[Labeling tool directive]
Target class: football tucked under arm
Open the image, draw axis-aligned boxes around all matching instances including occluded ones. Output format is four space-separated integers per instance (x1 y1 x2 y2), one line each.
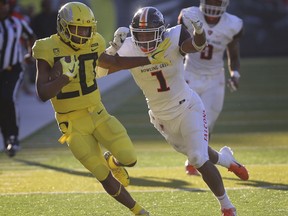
49 56 79 82
49 59 63 81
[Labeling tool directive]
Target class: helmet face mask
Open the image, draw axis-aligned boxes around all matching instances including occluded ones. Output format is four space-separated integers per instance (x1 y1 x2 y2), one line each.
130 26 166 53
57 2 97 49
130 7 166 54
200 0 229 18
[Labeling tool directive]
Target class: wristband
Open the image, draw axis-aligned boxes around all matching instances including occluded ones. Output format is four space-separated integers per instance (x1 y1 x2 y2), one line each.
194 28 203 35
230 70 240 78
193 23 203 34
105 46 117 56
192 39 207 51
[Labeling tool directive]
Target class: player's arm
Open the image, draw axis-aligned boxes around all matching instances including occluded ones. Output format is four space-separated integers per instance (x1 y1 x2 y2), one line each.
21 19 37 63
178 9 207 54
23 35 37 62
226 28 244 92
179 26 206 54
98 53 150 73
177 9 185 25
97 27 149 76
98 26 152 71
227 28 243 72
96 54 150 77
35 59 70 102
97 38 171 74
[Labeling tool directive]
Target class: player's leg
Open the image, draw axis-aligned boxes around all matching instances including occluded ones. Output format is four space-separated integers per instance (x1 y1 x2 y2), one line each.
149 101 236 214
200 72 225 134
69 133 148 215
101 172 149 215
94 113 137 187
186 145 249 180
203 73 248 179
97 115 137 167
197 161 236 215
214 146 249 180
184 72 222 175
58 113 148 215
0 68 22 157
186 145 249 181
185 76 249 180
180 97 236 214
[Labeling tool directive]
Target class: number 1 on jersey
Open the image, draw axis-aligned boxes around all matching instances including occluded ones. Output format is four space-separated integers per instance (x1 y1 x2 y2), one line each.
151 70 170 92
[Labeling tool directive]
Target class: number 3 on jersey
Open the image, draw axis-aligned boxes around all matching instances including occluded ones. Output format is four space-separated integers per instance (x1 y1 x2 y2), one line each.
200 44 213 60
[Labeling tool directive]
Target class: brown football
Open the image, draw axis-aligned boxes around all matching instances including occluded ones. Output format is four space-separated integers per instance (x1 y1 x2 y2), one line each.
49 60 63 81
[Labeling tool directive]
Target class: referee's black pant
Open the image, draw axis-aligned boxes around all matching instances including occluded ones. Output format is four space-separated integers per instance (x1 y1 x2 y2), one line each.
0 63 23 147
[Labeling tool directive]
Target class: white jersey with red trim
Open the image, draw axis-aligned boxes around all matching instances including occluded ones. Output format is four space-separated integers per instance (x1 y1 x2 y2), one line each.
118 25 195 120
184 7 243 75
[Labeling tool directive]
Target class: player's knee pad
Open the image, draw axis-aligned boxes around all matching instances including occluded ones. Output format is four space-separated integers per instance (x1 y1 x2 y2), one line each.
115 149 137 167
97 116 129 142
95 116 137 166
78 154 110 181
187 151 207 168
127 160 137 167
67 133 110 181
90 161 111 182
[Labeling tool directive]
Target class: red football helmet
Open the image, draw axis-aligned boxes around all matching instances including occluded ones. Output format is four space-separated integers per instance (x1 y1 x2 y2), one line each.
130 7 166 53
200 0 229 18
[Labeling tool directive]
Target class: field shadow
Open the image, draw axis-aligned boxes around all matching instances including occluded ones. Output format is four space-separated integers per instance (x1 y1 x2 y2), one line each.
130 176 205 192
13 159 288 191
14 158 93 178
223 177 288 191
13 158 200 191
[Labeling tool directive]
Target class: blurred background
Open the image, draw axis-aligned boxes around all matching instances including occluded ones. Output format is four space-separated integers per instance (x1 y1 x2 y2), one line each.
0 0 287 150
14 0 288 57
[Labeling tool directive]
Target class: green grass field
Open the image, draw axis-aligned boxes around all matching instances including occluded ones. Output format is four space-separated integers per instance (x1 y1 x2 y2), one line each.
1 57 288 216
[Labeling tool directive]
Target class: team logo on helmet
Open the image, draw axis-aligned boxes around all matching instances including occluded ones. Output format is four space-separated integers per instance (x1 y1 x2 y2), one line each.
130 7 166 53
56 2 97 49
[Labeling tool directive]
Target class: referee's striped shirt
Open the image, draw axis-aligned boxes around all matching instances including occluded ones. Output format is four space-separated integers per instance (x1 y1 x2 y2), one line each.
0 16 34 70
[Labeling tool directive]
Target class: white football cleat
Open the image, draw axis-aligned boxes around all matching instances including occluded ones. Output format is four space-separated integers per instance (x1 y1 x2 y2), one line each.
220 146 249 181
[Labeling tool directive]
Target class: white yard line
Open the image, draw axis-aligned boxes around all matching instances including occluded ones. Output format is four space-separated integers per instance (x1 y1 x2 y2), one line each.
1 185 288 196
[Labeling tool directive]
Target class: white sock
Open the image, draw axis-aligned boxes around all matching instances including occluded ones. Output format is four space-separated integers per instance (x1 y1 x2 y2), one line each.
217 192 234 209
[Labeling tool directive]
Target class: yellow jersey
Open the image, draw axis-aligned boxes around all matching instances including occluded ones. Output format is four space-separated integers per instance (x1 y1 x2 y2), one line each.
32 33 106 113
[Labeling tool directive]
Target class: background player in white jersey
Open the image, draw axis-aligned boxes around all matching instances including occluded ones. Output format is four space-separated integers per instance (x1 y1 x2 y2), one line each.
178 0 248 180
102 6 237 216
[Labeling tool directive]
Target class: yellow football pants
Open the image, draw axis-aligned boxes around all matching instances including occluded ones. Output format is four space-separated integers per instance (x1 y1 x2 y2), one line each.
55 103 137 181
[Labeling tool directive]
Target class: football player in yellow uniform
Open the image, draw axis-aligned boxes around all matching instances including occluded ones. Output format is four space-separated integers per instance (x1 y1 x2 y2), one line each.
32 2 171 216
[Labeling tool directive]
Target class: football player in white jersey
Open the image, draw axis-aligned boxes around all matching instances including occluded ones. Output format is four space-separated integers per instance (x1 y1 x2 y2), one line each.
178 0 249 183
101 6 237 216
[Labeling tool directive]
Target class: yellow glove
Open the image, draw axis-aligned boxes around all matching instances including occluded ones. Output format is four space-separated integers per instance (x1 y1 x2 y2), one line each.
60 55 79 81
148 38 171 65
